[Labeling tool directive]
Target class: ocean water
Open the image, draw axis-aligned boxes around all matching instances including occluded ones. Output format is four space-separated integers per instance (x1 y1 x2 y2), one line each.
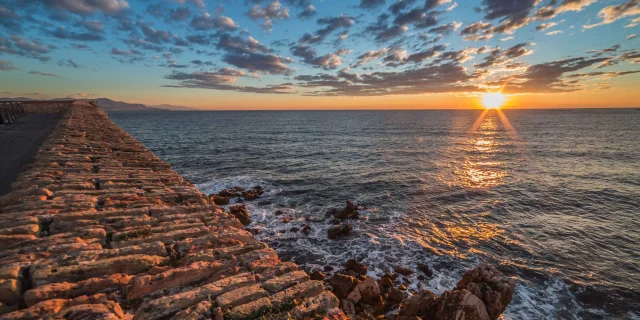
110 109 640 319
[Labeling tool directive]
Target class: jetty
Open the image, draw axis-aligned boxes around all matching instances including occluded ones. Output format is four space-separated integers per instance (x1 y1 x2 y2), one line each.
0 101 343 319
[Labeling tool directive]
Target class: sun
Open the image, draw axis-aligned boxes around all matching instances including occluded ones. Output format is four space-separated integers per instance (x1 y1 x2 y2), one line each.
481 92 506 109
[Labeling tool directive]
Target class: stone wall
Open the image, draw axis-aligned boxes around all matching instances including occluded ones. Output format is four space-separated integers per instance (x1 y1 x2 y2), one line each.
19 101 76 114
0 103 344 319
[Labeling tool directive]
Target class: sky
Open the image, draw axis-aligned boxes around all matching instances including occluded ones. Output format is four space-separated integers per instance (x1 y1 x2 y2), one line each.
0 0 639 110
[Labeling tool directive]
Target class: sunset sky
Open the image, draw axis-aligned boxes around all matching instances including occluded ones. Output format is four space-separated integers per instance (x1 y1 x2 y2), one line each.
1 0 639 109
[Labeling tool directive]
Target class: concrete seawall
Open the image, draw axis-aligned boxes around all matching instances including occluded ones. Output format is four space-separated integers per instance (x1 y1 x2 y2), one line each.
0 102 343 319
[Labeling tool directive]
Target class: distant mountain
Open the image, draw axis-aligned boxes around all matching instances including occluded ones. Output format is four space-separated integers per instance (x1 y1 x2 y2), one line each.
89 98 161 112
0 97 195 112
150 104 195 111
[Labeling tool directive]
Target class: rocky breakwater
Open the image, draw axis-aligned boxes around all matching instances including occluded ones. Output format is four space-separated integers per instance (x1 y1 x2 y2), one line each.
0 102 345 319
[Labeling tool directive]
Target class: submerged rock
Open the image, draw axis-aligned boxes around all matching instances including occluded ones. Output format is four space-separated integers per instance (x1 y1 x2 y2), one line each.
345 259 368 275
241 190 260 201
455 263 515 320
328 224 353 239
208 194 229 205
229 204 251 226
394 266 414 276
329 200 359 220
417 263 433 277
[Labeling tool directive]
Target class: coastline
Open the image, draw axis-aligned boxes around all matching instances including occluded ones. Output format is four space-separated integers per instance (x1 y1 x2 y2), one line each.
0 102 514 319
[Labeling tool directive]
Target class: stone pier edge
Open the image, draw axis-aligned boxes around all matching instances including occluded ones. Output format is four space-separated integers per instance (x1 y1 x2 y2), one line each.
0 102 344 319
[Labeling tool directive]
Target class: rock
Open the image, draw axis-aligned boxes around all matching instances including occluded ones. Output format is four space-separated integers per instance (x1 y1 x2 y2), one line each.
328 224 352 239
346 287 362 304
330 200 359 220
388 287 404 303
242 190 260 201
341 299 356 318
245 228 262 235
229 205 251 226
428 289 490 320
282 217 291 223
417 263 433 277
310 270 325 281
356 277 381 304
290 227 299 232
394 266 414 276
378 277 393 288
292 292 339 318
301 224 312 234
323 265 334 272
209 195 229 205
218 189 241 198
399 289 437 317
328 274 358 300
252 185 264 195
345 269 360 278
274 210 284 216
455 264 515 320
345 259 368 275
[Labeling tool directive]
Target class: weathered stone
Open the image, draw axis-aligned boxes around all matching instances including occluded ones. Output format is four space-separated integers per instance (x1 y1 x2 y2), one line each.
310 270 325 281
135 273 255 320
228 297 272 319
327 224 352 239
0 266 21 280
388 287 404 303
346 287 361 304
427 289 490 320
262 270 309 293
271 280 324 305
394 266 413 276
31 254 166 287
356 277 380 304
24 274 133 306
292 291 339 318
345 259 368 275
128 261 225 299
171 301 213 320
399 290 437 317
455 264 515 320
327 274 357 300
216 284 268 308
0 280 21 305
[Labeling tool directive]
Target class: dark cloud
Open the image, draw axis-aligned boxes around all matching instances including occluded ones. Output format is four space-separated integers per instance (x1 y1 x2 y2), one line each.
291 45 348 69
164 68 295 94
110 48 142 56
217 33 269 54
190 14 239 31
76 20 104 33
169 6 191 21
28 70 59 77
0 5 22 31
186 34 211 45
424 0 452 10
389 0 417 15
191 59 215 66
299 14 355 44
36 0 130 16
474 43 532 68
429 22 462 35
298 5 317 19
0 60 19 71
138 21 172 44
57 58 85 68
0 35 51 61
459 21 493 41
503 56 612 93
297 63 482 96
352 48 389 67
50 27 105 41
359 0 386 9
123 37 164 52
247 0 289 31
223 53 293 75
535 0 597 20
476 0 538 35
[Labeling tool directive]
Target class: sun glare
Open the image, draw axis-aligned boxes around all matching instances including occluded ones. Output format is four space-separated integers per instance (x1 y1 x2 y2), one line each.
481 92 506 109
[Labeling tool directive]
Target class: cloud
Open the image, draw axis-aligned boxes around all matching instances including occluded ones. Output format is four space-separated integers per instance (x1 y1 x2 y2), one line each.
474 43 533 68
546 30 563 35
0 35 52 61
536 22 557 31
223 52 293 75
76 20 104 33
459 21 493 41
535 0 597 20
0 60 19 71
352 48 389 67
164 69 295 94
299 14 355 44
57 59 85 68
425 0 452 10
296 62 482 96
502 56 612 93
247 0 289 31
50 27 105 41
476 0 539 35
37 0 129 15
28 70 60 77
429 21 462 35
584 0 640 29
291 45 349 69
190 13 239 31
110 48 142 56
217 34 269 54
359 0 386 9
298 5 317 19
627 34 637 39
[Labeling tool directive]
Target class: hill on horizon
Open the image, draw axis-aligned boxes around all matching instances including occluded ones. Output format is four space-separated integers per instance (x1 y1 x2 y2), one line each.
0 97 194 112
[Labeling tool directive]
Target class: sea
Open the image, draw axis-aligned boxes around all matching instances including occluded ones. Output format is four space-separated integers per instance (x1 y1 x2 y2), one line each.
110 109 640 319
